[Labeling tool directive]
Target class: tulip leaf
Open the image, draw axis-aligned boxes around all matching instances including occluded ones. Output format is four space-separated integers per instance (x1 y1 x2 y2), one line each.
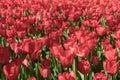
24 10 30 16
63 28 70 39
76 71 84 80
100 17 108 28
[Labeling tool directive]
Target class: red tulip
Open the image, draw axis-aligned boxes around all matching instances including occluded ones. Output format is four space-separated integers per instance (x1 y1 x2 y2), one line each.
111 30 120 39
101 39 113 51
103 60 119 75
12 58 30 68
69 11 81 22
93 73 108 80
50 43 64 58
48 29 63 46
78 60 90 75
6 28 17 38
41 58 51 67
27 77 36 80
40 66 51 78
5 17 15 26
75 29 97 58
96 26 105 36
21 58 30 68
91 56 99 66
0 46 10 64
105 49 118 61
20 38 35 54
20 38 42 60
10 42 22 54
58 71 76 80
17 31 26 39
28 27 36 34
76 45 90 58
115 40 120 48
59 49 75 67
64 36 77 50
3 61 20 80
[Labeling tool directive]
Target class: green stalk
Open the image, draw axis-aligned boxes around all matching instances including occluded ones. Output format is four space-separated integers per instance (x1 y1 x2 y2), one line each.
84 75 87 80
58 62 62 73
112 75 117 80
35 63 40 80
108 74 112 80
0 65 6 80
72 56 78 74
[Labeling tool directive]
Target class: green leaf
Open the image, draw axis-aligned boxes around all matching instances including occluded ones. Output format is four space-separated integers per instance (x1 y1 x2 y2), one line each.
63 28 70 39
86 26 94 32
24 10 30 16
16 35 22 43
76 71 84 80
100 17 108 28
11 15 17 20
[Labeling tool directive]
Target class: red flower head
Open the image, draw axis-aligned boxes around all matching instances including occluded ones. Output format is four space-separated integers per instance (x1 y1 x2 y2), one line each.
40 66 51 78
101 39 113 51
111 29 120 39
115 40 120 48
3 60 20 80
9 58 29 67
105 49 118 61
20 38 35 54
20 38 42 60
64 36 77 50
6 28 17 38
58 71 76 80
10 42 22 54
17 31 26 39
96 25 105 36
27 77 36 80
69 11 81 22
21 58 30 68
78 60 90 75
59 49 75 68
103 60 119 75
50 43 64 58
93 73 108 80
41 58 51 67
28 27 36 34
0 46 10 64
91 56 99 66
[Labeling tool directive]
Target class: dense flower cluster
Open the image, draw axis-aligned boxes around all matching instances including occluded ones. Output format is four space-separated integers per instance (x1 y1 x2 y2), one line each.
0 0 120 80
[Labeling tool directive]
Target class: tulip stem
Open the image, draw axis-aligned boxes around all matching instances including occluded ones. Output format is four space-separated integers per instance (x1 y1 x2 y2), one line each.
72 56 78 74
112 75 116 80
0 64 6 80
108 74 112 80
84 75 87 80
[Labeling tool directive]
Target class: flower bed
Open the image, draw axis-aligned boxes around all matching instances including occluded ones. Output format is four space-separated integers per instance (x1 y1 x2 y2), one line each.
0 0 120 80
